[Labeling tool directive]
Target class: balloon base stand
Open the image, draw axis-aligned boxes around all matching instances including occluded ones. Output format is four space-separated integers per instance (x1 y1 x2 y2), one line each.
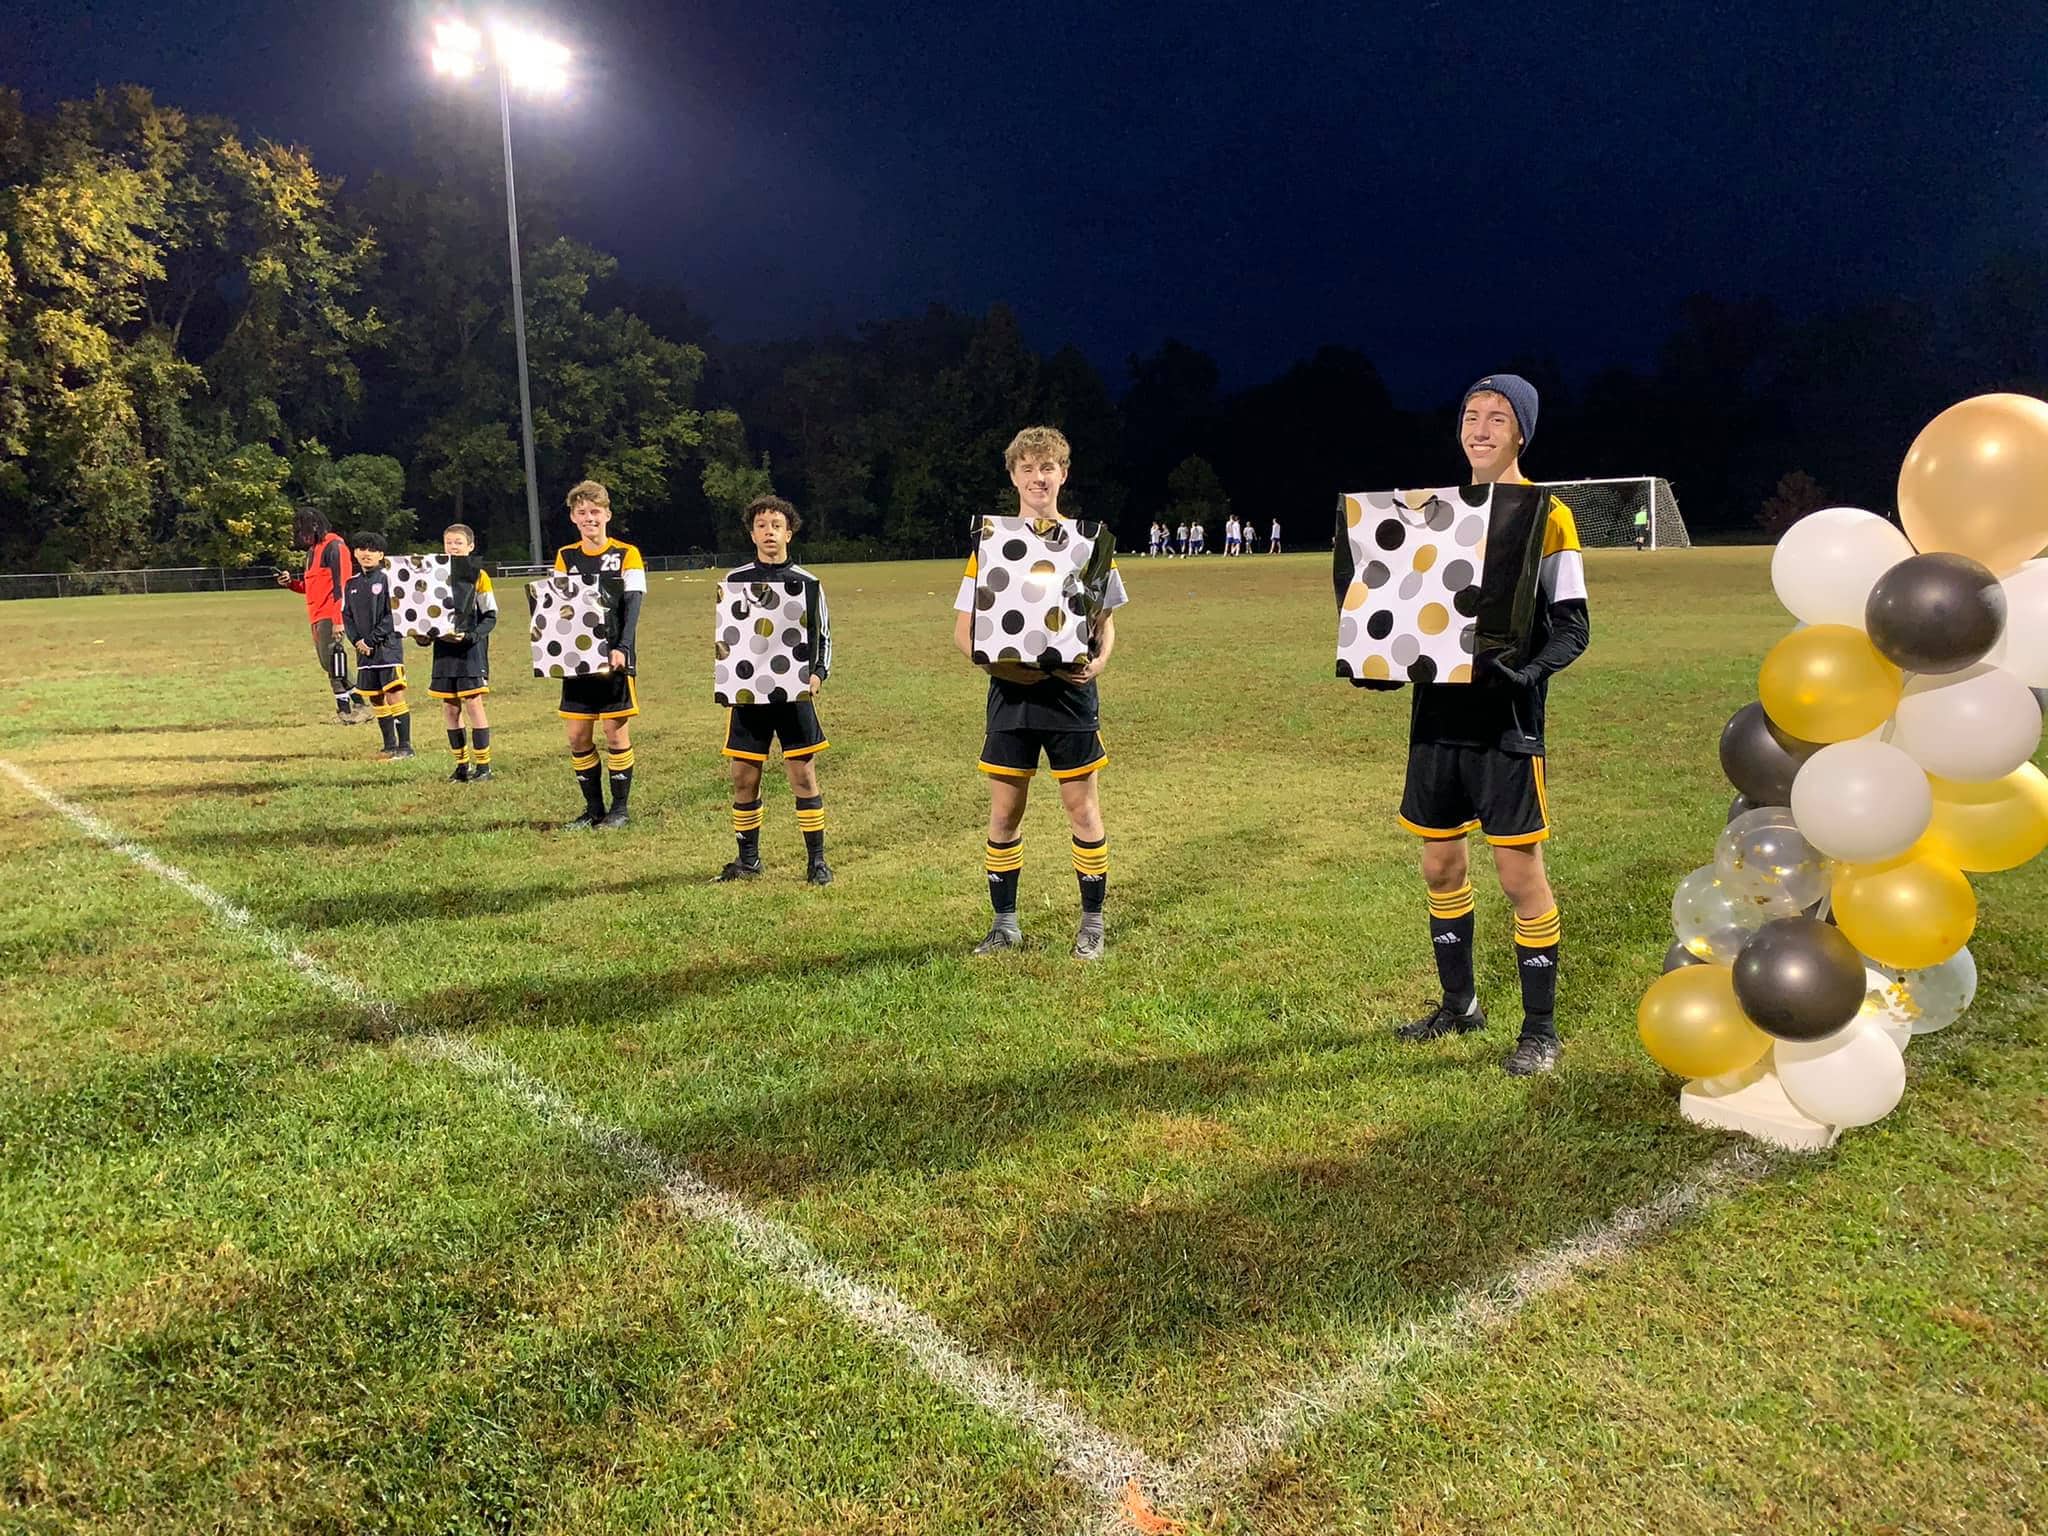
1680 1068 1839 1152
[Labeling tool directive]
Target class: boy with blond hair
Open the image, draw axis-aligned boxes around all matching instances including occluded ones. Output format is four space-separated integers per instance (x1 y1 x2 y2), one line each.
553 480 646 830
952 425 1127 960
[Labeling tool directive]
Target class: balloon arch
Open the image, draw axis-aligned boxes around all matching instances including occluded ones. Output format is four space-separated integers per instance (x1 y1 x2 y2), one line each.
1638 394 2048 1149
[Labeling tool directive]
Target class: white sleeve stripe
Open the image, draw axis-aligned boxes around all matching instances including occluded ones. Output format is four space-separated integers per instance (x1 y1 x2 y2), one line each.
623 569 648 593
953 576 976 614
1543 549 1587 604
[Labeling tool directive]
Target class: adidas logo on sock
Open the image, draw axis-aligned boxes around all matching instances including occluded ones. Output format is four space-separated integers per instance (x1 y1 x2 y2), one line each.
1521 953 1555 968
1433 932 1463 945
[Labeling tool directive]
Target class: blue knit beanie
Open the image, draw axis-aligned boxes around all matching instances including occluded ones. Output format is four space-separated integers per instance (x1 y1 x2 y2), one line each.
1459 373 1538 452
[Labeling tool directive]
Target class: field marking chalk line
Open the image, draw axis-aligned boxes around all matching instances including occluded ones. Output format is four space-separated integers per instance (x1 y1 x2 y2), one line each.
1 758 1166 1512
7 757 1801 1533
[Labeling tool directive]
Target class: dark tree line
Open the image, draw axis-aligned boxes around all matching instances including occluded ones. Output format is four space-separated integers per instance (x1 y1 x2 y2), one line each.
5 83 2047 571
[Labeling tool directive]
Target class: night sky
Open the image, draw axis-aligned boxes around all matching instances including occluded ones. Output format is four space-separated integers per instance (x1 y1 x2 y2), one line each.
16 0 2048 400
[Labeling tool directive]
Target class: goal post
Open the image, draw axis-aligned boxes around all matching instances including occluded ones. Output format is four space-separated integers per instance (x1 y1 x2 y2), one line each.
1542 476 1691 550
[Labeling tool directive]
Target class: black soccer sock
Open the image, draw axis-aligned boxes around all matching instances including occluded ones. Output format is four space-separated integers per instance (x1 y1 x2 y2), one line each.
1071 835 1108 915
469 726 490 769
795 794 826 860
1428 882 1478 1013
447 728 469 767
1515 905 1562 1039
732 799 763 863
605 748 634 812
376 705 398 750
334 689 355 716
985 836 1023 915
572 749 604 814
393 707 412 751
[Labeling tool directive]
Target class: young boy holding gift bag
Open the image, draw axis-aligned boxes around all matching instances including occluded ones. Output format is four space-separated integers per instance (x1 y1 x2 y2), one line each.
423 523 498 782
553 481 646 831
952 426 1127 960
1357 373 1590 1075
713 495 834 886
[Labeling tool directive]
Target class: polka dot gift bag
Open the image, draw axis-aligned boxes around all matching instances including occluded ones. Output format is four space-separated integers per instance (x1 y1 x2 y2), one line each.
713 574 824 705
526 574 619 677
1332 485 1550 683
968 515 1117 669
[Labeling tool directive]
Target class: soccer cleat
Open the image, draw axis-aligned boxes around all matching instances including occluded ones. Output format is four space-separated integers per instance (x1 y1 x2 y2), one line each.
329 712 363 726
595 810 631 830
387 747 415 761
714 859 764 882
972 923 1024 956
449 762 471 783
1503 1034 1562 1076
806 859 834 887
561 811 603 832
1395 1000 1486 1042
1071 922 1106 961
465 765 493 783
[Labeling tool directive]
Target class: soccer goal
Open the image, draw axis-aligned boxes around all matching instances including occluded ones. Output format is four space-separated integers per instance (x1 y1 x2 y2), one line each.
1546 477 1691 550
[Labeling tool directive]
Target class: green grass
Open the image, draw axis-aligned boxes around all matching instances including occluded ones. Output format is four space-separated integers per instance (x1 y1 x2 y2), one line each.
2 549 2044 1533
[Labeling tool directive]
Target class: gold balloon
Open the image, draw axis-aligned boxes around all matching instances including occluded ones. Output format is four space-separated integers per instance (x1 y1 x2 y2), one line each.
1899 393 2048 576
1832 851 1977 971
1922 766 2048 873
1637 965 1772 1080
1757 625 1903 743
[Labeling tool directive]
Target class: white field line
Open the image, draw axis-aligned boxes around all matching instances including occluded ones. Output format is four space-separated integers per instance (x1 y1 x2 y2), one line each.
36 756 1964 1533
1156 1144 1773 1509
1 758 1167 1509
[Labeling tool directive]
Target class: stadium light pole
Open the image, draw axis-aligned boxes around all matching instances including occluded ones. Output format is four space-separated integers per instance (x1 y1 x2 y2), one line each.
430 18 570 567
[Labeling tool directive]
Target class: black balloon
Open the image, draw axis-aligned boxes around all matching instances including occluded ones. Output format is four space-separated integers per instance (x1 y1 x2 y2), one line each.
1731 916 1867 1041
1865 552 2006 674
1663 940 1707 973
1719 701 1819 805
1727 793 1758 824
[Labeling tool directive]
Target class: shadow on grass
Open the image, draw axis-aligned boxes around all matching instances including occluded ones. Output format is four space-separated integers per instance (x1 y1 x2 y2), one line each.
968 1066 1690 1362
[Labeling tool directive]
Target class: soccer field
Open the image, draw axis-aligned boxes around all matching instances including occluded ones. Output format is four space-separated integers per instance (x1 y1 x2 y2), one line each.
3 548 2045 1535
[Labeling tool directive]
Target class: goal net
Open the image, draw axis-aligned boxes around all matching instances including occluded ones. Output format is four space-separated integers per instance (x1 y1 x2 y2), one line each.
1545 477 1691 550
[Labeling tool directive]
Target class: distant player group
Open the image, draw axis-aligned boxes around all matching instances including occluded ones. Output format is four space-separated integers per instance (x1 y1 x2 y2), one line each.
278 373 1587 1074
1145 516 1281 556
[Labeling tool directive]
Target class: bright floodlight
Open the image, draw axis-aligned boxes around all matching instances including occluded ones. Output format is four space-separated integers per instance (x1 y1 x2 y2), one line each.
492 22 570 94
431 18 484 76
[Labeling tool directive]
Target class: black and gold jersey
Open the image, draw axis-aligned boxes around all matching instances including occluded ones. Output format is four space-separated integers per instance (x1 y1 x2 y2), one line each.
1409 494 1589 755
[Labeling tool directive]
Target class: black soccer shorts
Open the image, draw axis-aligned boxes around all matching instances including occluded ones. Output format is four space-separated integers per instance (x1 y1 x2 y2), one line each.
1398 742 1549 846
723 701 828 761
978 727 1109 781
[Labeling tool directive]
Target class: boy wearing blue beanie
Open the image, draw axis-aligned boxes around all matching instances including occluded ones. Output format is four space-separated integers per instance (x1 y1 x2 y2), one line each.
1363 374 1591 1075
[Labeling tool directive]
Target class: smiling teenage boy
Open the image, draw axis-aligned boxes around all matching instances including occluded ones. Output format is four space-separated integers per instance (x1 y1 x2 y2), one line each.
952 426 1127 960
1371 374 1590 1075
553 481 646 830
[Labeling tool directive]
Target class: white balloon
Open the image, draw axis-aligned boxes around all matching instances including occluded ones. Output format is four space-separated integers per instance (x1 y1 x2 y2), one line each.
1771 507 1915 628
1788 740 1933 863
1986 560 2048 687
1774 1020 1907 1127
1891 664 2044 781
1878 947 1978 1036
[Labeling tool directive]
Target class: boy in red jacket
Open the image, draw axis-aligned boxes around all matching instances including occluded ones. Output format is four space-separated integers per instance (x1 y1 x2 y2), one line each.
275 506 362 723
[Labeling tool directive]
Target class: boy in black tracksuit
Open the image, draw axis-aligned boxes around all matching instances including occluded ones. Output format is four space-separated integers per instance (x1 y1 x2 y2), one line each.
714 495 834 885
342 531 414 761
